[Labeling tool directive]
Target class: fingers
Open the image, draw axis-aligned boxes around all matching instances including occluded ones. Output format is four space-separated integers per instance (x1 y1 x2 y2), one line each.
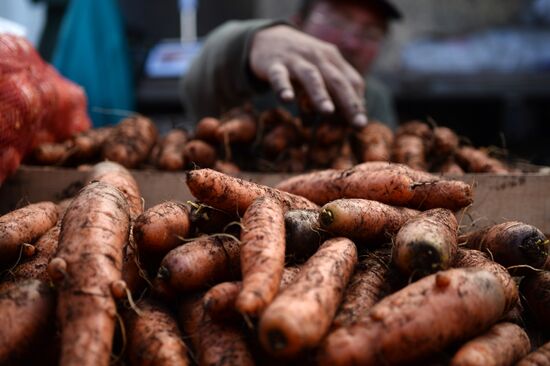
326 48 365 96
288 60 335 114
266 62 294 101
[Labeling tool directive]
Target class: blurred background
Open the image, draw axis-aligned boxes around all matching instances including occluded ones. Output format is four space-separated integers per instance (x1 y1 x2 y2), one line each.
1 0 550 165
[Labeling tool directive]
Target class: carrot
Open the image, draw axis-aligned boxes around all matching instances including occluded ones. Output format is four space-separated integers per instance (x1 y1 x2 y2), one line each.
331 141 355 170
517 340 550 366
195 117 221 142
31 140 73 165
156 129 188 171
0 279 55 364
72 127 113 161
455 146 509 173
0 201 58 266
259 237 357 358
102 115 158 169
432 126 459 157
179 295 255 366
126 299 190 366
214 160 241 175
308 144 341 169
437 158 465 175
459 222 549 272
284 209 327 262
392 208 458 278
397 120 433 140
11 224 60 281
262 124 299 158
450 322 530 366
318 268 509 366
47 181 131 366
87 161 143 219
354 161 473 211
216 114 257 144
314 121 346 146
520 271 550 329
332 249 391 329
204 266 301 321
275 165 417 207
354 121 394 162
320 199 419 243
156 235 241 292
236 196 285 317
133 201 191 257
186 168 318 215
453 249 519 312
392 134 428 171
183 140 217 168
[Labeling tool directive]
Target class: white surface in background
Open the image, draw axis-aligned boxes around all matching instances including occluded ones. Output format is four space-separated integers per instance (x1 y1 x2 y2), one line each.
0 0 45 45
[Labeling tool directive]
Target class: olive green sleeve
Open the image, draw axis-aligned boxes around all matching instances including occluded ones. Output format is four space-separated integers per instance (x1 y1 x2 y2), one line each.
180 19 287 121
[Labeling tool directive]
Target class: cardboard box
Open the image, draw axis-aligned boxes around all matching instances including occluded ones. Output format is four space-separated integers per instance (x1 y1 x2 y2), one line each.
1 166 549 234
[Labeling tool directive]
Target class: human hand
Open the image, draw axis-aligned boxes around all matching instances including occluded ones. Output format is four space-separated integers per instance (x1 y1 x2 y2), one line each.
249 25 368 128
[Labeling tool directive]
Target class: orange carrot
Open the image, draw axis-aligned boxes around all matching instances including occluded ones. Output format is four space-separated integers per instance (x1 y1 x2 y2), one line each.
450 322 530 366
186 168 318 215
12 224 60 281
459 222 549 272
156 129 188 171
0 279 55 364
453 249 519 312
47 181 131 366
456 146 509 173
216 113 257 144
319 268 509 366
259 237 357 358
392 134 427 171
179 295 255 366
517 340 550 366
183 140 217 168
72 127 113 161
392 208 458 277
214 160 241 175
0 201 58 266
236 196 285 317
331 141 355 170
133 201 191 257
332 249 391 328
432 126 459 157
156 235 241 292
320 199 419 243
195 117 221 142
354 121 394 162
126 299 190 366
102 115 158 169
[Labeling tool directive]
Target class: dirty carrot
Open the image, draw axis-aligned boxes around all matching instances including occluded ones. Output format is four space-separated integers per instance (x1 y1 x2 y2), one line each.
156 129 188 171
392 208 458 278
12 224 60 282
47 181 131 366
259 237 357 358
186 168 318 215
520 270 550 329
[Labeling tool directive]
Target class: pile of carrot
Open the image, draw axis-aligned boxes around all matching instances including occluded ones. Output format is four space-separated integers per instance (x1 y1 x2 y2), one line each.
0 160 547 366
27 107 518 175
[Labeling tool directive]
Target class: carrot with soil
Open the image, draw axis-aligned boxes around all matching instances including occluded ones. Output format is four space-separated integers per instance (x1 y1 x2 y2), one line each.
156 129 188 171
354 121 394 162
183 140 217 168
156 235 241 293
102 115 158 169
459 221 549 272
215 113 257 144
520 270 550 329
0 201 58 266
179 295 255 366
259 237 357 358
332 249 392 328
450 322 530 366
284 209 327 262
194 117 221 142
186 168 318 215
133 201 191 258
320 199 419 243
125 299 190 366
455 146 509 174
0 279 55 365
517 340 550 366
453 249 519 312
319 268 510 366
236 196 286 317
392 208 458 278
47 181 131 366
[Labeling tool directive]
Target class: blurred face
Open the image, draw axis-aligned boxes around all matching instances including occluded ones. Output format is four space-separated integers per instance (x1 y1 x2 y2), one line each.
300 1 387 74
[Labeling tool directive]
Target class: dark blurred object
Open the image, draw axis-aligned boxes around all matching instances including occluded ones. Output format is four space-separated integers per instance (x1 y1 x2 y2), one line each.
32 0 69 62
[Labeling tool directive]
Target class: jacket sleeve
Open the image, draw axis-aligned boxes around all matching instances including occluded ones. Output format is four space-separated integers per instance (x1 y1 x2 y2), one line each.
180 19 286 121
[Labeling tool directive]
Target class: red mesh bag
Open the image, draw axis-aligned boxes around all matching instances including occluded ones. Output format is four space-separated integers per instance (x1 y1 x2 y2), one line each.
0 34 91 183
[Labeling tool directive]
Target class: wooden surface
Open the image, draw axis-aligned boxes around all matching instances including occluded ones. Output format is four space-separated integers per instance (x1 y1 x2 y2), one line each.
1 166 549 234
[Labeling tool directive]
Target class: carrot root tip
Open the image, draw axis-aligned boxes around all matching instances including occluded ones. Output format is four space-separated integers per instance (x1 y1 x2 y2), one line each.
47 257 67 283
110 280 128 299
22 243 36 257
